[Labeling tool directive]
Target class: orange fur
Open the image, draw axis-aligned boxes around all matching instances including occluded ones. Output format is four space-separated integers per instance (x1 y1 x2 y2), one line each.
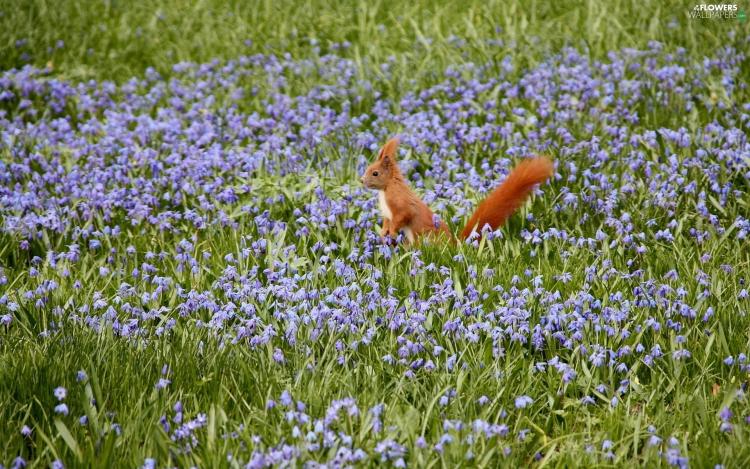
361 137 553 244
460 156 554 239
360 138 450 243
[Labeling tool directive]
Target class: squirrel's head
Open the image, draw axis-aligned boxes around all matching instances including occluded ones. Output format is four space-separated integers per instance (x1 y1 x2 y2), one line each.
360 137 399 190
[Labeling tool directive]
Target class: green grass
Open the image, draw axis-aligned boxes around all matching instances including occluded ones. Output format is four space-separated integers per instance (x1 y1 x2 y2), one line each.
1 0 750 467
1 0 746 83
2 217 749 467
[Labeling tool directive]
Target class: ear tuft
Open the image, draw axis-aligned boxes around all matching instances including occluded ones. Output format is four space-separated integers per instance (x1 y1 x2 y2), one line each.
378 136 400 161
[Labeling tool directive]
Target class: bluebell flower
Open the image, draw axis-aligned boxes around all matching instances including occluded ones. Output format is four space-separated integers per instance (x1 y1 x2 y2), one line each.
514 395 533 409
54 403 69 416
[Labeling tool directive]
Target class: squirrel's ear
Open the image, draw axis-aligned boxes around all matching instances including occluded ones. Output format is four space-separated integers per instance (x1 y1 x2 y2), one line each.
378 136 400 162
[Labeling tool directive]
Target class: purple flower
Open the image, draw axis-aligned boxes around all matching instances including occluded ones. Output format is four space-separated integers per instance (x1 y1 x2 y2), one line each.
514 395 533 409
54 403 69 416
54 387 67 401
155 378 171 390
280 390 293 407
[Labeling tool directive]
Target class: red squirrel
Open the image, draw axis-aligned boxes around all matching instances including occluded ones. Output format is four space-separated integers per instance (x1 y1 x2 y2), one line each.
360 137 554 243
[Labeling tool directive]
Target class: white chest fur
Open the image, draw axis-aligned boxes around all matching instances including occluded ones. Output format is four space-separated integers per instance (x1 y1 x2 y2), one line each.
378 191 393 220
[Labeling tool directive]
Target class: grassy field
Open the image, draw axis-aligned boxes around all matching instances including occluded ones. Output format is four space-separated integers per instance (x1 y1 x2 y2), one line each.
1 0 749 467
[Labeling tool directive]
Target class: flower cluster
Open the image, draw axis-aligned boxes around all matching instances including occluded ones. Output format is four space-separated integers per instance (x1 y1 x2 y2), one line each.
1 33 749 467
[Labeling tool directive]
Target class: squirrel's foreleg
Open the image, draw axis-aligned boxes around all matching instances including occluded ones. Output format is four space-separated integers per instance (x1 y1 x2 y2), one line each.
381 219 391 237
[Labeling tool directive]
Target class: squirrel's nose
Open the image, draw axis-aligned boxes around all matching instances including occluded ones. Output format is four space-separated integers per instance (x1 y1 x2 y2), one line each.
359 176 365 184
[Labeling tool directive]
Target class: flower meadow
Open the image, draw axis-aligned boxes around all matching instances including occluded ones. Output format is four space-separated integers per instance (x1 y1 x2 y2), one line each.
1 23 750 469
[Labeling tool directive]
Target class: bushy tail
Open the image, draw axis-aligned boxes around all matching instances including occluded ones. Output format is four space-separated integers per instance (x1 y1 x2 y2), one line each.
460 157 554 240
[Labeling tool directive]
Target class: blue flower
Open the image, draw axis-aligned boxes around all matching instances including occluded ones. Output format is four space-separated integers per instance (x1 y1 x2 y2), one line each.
514 395 533 409
54 387 67 401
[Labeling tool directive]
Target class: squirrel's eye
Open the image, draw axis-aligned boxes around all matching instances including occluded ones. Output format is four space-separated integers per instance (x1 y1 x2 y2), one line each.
372 171 379 177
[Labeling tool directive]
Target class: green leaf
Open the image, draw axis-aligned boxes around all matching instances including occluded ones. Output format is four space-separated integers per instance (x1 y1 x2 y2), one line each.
55 419 83 462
